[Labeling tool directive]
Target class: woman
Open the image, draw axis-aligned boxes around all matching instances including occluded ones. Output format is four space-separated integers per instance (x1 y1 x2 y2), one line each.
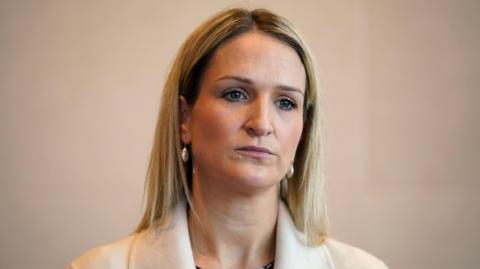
67 8 388 269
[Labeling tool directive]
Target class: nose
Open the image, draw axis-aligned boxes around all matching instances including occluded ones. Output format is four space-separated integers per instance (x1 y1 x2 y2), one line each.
244 97 273 137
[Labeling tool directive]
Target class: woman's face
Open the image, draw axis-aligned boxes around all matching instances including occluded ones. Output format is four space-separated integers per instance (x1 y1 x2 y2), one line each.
181 31 306 194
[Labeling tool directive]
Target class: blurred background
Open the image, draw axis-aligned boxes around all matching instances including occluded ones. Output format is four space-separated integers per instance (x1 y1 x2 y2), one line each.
1 0 479 268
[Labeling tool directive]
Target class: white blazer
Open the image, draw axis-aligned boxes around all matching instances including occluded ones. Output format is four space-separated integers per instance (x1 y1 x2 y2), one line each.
67 201 388 269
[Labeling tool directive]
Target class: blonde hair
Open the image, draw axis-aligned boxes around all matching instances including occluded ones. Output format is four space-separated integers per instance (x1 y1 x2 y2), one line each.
135 7 328 245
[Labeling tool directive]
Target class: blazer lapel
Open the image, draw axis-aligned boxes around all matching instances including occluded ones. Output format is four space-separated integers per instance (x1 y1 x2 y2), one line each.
275 201 332 269
131 200 195 269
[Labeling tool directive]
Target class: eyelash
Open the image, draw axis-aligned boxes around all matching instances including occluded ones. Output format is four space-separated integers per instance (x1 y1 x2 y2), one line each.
223 88 248 101
222 88 298 111
276 97 297 110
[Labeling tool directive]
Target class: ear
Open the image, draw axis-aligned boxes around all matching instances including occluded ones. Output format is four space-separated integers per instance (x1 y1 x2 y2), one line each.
179 95 192 144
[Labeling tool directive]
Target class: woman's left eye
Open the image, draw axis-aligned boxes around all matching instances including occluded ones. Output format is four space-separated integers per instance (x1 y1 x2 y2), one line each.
276 98 297 110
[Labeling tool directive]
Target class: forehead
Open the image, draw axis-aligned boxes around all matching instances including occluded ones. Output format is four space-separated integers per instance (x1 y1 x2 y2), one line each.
201 31 306 92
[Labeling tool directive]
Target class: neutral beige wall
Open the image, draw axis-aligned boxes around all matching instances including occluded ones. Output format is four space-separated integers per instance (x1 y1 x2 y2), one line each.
1 1 478 268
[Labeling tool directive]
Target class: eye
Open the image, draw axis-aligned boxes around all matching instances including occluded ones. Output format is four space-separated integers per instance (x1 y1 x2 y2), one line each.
276 97 297 111
223 88 247 102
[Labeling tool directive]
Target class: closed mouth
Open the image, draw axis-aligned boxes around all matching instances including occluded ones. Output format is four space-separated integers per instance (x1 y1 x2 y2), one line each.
236 145 274 155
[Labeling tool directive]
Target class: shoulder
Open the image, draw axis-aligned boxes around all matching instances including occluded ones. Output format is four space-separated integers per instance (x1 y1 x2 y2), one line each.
66 202 194 269
323 239 388 269
66 235 137 269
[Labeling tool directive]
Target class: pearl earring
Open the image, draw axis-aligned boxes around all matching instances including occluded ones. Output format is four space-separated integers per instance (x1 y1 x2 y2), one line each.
181 146 189 162
286 164 294 178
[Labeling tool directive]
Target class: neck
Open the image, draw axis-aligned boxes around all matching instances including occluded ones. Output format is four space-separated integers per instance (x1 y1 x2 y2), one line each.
188 174 278 269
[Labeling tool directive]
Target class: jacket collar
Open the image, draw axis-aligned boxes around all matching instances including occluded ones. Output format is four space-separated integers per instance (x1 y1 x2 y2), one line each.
130 200 331 269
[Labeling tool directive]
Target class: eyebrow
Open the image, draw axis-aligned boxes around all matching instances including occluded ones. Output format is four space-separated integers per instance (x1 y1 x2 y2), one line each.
216 75 305 96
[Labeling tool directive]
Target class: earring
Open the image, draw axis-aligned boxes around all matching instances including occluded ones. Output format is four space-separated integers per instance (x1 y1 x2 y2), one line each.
181 145 189 162
286 164 294 179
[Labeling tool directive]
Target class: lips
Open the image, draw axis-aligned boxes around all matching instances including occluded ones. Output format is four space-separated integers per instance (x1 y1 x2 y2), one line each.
236 145 274 155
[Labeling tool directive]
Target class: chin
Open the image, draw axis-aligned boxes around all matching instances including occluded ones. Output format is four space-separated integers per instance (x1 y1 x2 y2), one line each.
224 167 281 193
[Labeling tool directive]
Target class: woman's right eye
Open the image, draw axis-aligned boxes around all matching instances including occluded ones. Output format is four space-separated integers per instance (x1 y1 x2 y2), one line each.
223 89 247 102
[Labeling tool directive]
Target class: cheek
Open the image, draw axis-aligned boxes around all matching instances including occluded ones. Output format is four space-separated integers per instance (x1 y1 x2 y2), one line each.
190 105 237 151
279 116 304 160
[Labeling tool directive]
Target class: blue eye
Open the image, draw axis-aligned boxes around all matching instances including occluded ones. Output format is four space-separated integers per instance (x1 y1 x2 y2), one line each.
276 98 297 110
223 89 247 101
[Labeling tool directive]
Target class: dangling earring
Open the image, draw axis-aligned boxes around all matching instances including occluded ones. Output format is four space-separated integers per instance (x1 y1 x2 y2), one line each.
181 145 189 162
286 164 294 179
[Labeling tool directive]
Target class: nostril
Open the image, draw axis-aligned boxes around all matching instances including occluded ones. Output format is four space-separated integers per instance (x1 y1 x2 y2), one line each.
245 123 273 137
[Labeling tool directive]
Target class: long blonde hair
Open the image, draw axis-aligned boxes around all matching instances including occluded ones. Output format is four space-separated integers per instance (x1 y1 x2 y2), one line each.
135 7 327 245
